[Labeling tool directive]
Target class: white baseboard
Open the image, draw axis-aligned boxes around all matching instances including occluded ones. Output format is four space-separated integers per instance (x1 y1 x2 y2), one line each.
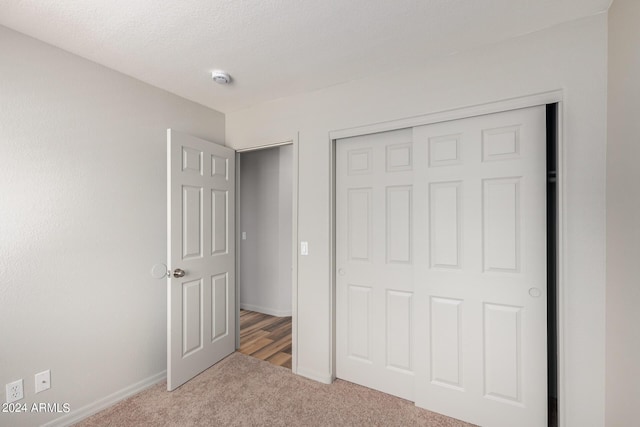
240 303 292 317
296 367 333 385
40 367 329 425
41 371 166 427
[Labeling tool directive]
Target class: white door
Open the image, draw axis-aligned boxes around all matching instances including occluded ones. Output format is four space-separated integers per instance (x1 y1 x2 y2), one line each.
167 129 235 391
336 106 547 426
413 107 547 427
336 128 415 401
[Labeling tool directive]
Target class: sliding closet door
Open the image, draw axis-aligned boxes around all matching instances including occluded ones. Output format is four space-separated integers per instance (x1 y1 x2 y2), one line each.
336 128 415 401
336 106 547 427
413 106 547 427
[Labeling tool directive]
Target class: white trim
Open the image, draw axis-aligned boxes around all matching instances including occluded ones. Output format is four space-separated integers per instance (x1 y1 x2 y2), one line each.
329 92 564 422
291 132 300 374
235 153 242 350
240 303 292 317
296 367 333 385
41 371 166 427
329 132 337 382
234 139 293 153
556 101 567 427
329 90 563 140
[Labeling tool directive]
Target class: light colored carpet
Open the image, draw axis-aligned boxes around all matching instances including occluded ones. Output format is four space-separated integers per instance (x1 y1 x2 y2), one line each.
76 352 475 426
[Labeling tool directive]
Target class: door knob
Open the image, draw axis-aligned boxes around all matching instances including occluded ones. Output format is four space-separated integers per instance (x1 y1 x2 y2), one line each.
173 268 186 278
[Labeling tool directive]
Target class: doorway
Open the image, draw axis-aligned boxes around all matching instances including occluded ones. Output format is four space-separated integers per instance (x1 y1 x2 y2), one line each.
236 144 294 369
239 309 292 368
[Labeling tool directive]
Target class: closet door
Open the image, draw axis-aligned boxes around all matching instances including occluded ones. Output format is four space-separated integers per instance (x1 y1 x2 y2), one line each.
413 106 547 427
336 128 415 401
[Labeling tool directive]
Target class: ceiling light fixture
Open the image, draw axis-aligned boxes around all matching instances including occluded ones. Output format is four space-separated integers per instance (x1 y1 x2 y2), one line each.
211 70 231 84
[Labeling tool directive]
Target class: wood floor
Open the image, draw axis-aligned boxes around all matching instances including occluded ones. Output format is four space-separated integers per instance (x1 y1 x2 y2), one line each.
239 309 292 369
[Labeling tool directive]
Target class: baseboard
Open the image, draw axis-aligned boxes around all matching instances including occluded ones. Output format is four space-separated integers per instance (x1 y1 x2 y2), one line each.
296 367 333 385
240 303 292 317
41 370 166 427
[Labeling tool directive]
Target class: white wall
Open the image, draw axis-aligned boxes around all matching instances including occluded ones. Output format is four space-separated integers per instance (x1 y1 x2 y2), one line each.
0 26 224 426
227 14 608 427
606 0 640 425
239 146 293 316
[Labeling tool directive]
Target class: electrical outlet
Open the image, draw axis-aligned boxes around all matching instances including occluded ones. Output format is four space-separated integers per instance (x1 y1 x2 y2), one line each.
35 370 51 393
5 379 24 403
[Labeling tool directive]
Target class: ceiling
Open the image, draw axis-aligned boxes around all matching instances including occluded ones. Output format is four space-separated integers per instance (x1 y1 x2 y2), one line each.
0 0 610 113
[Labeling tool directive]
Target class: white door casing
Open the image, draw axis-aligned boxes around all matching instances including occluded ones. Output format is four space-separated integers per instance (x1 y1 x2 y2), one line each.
167 129 236 391
336 106 547 426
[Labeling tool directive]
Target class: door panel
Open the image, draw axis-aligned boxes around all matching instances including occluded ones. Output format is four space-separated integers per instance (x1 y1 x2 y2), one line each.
167 129 235 391
386 290 413 372
347 284 372 361
429 181 462 268
347 188 371 261
429 297 463 389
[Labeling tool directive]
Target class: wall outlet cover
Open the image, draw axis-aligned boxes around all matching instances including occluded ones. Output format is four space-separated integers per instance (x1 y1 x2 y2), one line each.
5 379 24 403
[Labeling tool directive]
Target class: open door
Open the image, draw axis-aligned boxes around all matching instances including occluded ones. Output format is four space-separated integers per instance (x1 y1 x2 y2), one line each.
167 129 235 391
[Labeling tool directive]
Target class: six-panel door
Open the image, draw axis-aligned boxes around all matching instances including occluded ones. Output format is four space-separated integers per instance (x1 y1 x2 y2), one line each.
167 129 235 391
337 128 416 401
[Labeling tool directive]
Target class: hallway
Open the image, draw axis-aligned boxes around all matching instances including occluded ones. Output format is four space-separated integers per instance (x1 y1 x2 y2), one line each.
239 309 292 369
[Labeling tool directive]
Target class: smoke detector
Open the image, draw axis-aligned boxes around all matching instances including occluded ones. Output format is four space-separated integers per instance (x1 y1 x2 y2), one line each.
211 70 231 84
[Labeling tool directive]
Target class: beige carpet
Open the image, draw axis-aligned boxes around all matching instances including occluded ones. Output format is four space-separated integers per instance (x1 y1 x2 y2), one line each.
76 352 475 426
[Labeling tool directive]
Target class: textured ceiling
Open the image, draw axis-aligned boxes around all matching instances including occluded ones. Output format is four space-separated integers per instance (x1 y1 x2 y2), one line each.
0 0 610 113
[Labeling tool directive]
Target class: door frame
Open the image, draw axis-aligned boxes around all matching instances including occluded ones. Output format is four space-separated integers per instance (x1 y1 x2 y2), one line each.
234 135 300 373
328 90 565 423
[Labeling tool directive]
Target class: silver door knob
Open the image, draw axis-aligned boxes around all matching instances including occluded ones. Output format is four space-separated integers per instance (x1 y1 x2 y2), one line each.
173 268 186 278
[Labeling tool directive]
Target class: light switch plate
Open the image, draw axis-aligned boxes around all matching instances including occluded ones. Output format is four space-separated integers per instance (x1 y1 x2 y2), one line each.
301 241 309 256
